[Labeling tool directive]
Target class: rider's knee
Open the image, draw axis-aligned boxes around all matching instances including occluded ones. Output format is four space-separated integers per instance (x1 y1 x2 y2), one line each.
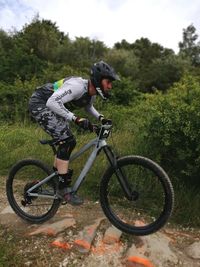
57 136 76 160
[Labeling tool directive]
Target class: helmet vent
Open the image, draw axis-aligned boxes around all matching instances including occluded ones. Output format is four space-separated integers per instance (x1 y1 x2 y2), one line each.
97 67 101 72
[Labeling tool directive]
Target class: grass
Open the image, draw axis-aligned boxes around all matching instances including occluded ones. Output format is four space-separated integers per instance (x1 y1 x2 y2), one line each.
172 184 200 227
0 123 53 175
0 226 22 267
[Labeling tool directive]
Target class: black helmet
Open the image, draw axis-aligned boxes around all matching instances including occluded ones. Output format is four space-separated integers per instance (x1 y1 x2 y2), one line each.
90 60 120 100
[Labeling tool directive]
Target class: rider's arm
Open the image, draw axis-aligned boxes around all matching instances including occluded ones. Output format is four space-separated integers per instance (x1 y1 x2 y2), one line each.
46 81 81 121
85 96 103 120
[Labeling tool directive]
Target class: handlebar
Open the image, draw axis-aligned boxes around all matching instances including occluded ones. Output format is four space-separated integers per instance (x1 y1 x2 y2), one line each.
93 122 113 139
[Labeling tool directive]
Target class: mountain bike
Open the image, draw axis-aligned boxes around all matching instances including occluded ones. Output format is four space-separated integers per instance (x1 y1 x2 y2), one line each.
6 122 174 235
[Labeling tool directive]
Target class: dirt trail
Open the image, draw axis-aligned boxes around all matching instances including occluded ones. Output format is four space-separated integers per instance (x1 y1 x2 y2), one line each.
0 180 199 267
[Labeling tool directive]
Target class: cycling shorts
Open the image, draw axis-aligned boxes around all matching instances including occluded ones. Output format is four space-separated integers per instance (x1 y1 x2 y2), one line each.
30 106 73 140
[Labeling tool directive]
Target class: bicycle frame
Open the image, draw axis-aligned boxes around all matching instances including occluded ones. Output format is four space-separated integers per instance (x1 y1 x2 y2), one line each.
27 124 132 200
69 137 107 192
27 125 111 197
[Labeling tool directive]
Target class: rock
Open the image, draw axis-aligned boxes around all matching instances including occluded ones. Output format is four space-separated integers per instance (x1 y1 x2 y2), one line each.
103 225 122 244
0 205 15 214
126 244 154 267
140 232 179 266
74 217 104 253
24 261 32 267
28 217 75 236
186 241 200 259
125 232 179 267
126 257 154 267
51 235 71 250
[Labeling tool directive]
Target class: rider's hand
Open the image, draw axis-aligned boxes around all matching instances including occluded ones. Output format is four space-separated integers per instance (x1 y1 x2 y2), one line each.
101 118 112 125
74 117 93 132
99 115 112 125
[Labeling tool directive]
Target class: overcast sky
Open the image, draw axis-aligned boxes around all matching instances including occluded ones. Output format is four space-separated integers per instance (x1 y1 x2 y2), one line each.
0 0 200 53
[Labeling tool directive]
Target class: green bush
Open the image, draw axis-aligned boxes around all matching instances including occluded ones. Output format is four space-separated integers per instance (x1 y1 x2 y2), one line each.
136 75 200 187
110 77 141 106
130 75 200 226
0 78 39 122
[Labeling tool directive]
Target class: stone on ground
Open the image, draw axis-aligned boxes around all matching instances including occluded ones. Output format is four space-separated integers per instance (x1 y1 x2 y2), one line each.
28 217 75 236
74 217 104 253
186 241 200 259
103 225 122 244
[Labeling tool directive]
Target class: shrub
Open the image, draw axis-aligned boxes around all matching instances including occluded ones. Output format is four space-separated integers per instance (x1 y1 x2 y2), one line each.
131 75 200 226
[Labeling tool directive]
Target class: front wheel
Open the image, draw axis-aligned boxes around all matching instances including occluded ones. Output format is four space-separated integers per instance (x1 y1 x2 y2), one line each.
6 159 60 223
100 156 174 235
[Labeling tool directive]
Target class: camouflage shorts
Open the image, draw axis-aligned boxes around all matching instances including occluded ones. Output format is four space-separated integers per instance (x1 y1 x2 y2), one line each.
30 107 73 141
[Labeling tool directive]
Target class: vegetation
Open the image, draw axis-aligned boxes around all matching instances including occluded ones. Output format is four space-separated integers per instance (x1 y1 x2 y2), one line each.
0 16 200 227
0 226 22 266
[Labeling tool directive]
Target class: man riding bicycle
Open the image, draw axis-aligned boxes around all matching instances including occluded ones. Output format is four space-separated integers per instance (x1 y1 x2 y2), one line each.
29 61 120 206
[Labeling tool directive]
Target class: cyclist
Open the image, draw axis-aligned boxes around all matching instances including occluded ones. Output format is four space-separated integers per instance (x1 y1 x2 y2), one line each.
29 61 120 205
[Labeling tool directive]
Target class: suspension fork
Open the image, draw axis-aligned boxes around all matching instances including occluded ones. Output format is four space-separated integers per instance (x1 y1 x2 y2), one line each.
103 146 132 200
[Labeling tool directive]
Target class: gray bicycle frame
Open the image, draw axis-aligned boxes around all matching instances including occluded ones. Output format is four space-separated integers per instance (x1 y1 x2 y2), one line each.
28 124 132 199
69 138 107 192
28 125 112 198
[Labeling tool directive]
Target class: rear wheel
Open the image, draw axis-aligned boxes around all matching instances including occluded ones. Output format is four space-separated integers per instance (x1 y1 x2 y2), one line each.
100 156 174 235
6 159 60 223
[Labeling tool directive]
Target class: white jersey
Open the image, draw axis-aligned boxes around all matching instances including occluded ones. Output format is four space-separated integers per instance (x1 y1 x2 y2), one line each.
29 77 101 121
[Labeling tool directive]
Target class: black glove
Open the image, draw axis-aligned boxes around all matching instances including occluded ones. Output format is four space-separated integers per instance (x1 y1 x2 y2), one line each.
74 117 93 131
99 115 112 125
101 118 112 125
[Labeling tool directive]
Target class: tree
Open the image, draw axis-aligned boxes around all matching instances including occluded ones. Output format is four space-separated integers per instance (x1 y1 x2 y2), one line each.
57 36 107 70
104 48 139 80
0 27 46 82
70 37 107 68
114 39 133 50
132 38 174 66
0 30 13 82
140 55 188 92
179 24 200 66
131 38 175 92
0 29 13 51
20 15 64 62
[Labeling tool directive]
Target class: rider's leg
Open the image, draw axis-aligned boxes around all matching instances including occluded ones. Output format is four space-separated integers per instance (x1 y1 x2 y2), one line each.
56 137 76 188
29 107 83 205
53 156 69 173
31 107 72 175
56 137 83 205
55 158 69 174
